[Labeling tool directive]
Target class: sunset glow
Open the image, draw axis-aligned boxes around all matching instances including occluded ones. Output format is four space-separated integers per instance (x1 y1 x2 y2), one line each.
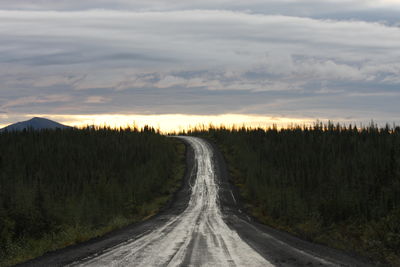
1 114 321 133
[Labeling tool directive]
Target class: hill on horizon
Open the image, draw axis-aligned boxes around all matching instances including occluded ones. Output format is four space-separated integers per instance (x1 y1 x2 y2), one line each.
0 117 71 132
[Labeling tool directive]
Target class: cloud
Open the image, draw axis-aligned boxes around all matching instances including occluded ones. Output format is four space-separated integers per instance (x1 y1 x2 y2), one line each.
154 75 187 89
1 1 400 16
85 96 110 103
0 5 399 124
1 95 71 109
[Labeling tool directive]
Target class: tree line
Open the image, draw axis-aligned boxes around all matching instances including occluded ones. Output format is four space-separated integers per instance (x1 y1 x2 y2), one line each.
0 126 184 266
190 122 400 265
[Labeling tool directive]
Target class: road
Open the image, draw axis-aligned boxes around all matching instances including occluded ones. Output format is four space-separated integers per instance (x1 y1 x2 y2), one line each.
70 136 270 266
21 136 372 266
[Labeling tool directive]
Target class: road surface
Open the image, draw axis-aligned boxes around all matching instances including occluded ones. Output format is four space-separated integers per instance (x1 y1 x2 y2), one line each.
21 136 372 266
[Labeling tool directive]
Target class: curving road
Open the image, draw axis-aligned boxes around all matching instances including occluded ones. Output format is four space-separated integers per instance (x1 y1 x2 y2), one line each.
71 136 271 266
21 136 372 267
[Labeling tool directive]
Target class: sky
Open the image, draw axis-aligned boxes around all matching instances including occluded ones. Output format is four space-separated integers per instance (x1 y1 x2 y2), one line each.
0 0 399 131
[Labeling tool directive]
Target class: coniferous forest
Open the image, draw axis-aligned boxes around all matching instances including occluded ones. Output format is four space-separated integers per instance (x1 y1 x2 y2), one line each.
0 127 185 266
2 123 400 265
190 123 400 265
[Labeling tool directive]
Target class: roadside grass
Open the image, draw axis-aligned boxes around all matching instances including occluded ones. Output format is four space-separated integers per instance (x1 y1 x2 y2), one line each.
0 139 186 267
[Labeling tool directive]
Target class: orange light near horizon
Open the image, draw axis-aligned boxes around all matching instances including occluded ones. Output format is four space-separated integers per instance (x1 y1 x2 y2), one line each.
21 113 317 133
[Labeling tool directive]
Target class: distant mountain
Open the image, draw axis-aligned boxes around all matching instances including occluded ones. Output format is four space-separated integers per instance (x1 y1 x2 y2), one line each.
0 117 71 132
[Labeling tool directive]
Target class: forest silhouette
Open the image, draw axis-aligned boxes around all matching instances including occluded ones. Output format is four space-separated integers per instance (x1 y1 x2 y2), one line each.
0 126 184 266
1 122 399 265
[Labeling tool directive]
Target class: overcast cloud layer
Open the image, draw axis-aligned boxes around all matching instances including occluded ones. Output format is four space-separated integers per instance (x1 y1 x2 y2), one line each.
1 0 399 126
